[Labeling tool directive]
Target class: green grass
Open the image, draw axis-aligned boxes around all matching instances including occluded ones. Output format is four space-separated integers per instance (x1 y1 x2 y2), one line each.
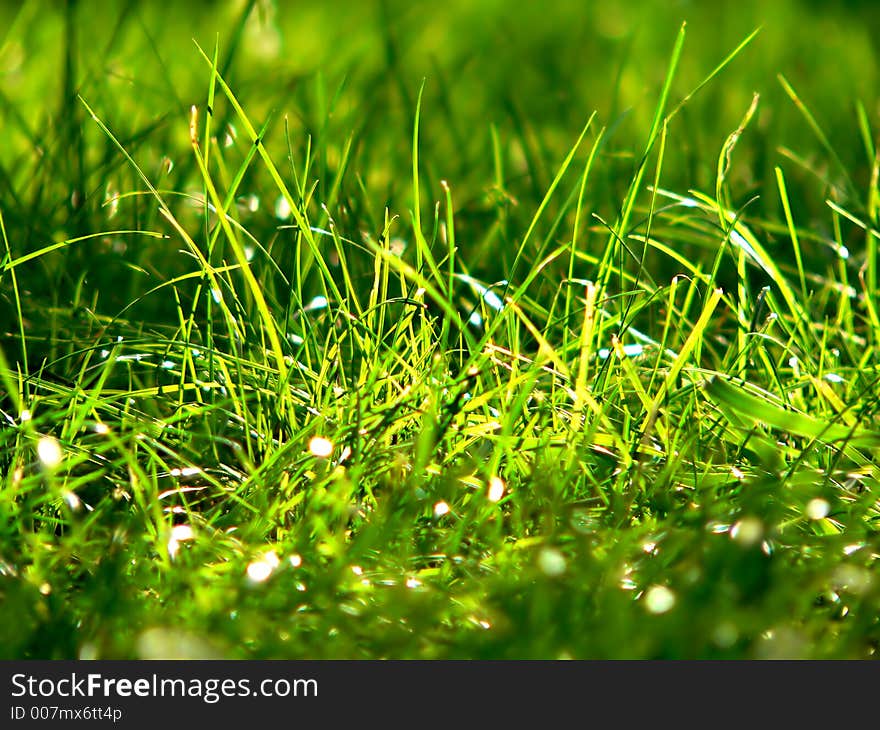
2 0 880 659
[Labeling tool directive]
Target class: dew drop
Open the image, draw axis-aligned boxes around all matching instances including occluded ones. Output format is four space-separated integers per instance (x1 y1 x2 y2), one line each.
37 436 63 468
806 498 830 520
275 195 292 220
305 295 328 311
308 436 333 458
247 551 279 583
731 517 763 546
487 476 505 502
644 585 676 614
538 547 567 577
167 524 194 559
63 491 81 511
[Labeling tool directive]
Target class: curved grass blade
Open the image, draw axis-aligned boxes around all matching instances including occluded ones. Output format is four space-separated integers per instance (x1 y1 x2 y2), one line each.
706 375 880 449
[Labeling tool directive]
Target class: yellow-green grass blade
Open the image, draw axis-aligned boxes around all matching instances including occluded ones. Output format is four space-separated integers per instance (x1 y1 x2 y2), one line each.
706 375 880 449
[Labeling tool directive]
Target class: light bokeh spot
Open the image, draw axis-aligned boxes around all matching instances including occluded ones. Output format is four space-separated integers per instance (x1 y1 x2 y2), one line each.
644 585 676 614
309 436 334 458
37 436 63 468
488 476 505 502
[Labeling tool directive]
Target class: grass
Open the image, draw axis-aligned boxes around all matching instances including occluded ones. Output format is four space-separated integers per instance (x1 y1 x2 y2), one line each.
1 0 880 659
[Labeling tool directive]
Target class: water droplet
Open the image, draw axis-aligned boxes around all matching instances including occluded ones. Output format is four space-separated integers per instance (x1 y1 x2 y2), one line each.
167 524 194 559
275 195 292 220
538 547 567 577
730 517 763 546
171 525 194 542
37 436 63 467
289 554 303 568
308 436 333 458
63 491 81 511
598 343 643 360
806 498 830 520
434 501 451 517
823 373 845 384
644 585 676 614
405 577 421 589
483 289 504 312
169 467 200 478
211 288 223 304
487 476 505 502
456 274 506 312
247 551 279 583
305 295 328 311
19 409 31 423
707 522 731 534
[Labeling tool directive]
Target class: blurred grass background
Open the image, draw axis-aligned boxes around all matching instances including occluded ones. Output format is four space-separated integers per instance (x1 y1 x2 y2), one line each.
2 0 878 225
1 0 880 660
2 0 878 317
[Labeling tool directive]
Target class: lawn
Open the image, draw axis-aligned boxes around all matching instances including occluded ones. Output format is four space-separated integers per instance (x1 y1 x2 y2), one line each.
1 0 879 659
